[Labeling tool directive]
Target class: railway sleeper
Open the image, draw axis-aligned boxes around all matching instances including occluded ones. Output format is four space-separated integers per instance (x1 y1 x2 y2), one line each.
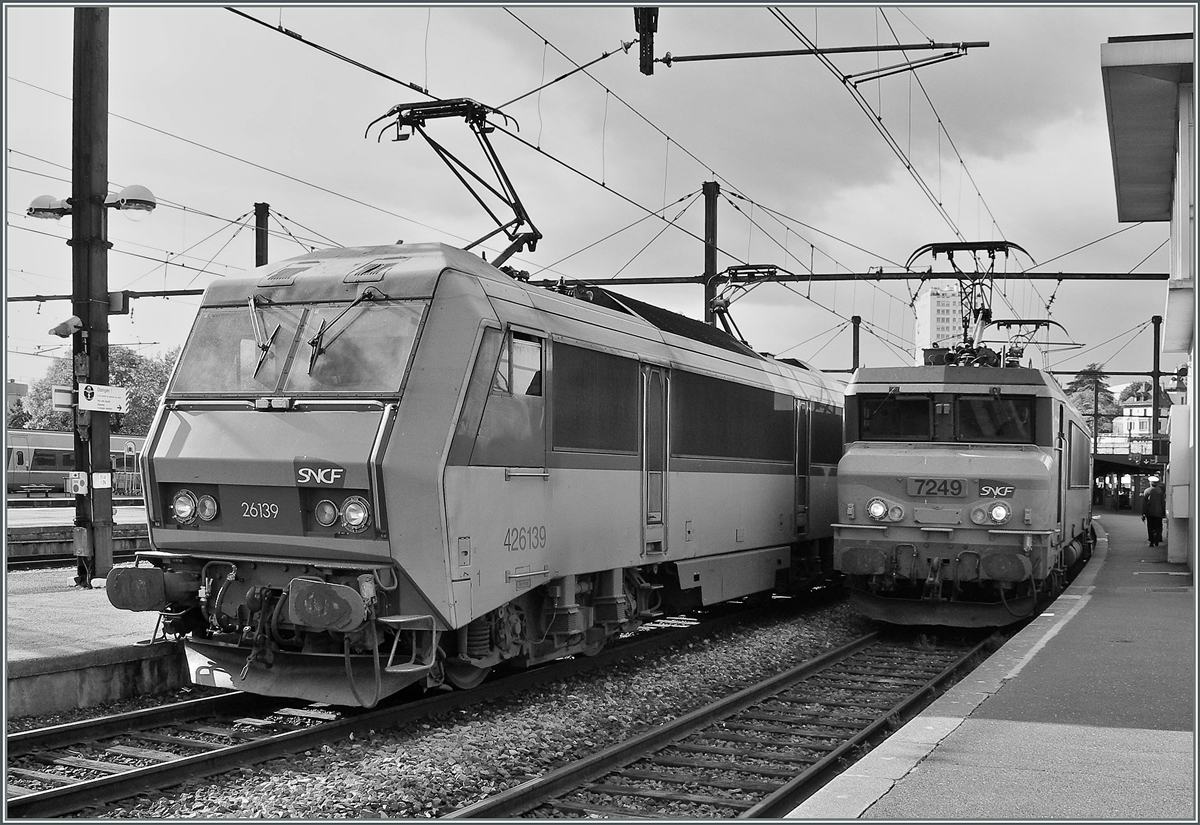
698 731 837 754
130 732 227 751
742 710 872 730
615 768 784 793
716 721 848 743
548 799 676 819
579 782 756 810
651 753 813 776
8 767 76 786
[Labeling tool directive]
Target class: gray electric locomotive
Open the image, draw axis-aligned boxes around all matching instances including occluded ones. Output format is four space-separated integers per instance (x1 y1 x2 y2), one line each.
107 242 844 706
834 341 1094 627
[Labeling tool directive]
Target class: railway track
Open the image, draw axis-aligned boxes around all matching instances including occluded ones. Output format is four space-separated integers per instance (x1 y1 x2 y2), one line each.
446 631 992 819
5 597 832 818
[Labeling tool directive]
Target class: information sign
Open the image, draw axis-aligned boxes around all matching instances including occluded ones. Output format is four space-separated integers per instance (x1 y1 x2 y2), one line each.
77 383 128 413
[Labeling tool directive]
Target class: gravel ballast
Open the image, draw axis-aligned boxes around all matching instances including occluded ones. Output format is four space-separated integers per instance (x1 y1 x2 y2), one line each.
47 600 874 818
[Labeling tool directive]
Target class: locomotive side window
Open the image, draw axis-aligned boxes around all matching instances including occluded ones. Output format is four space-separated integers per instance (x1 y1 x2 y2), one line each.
494 332 543 397
1068 422 1091 487
810 403 843 464
551 343 638 453
956 396 1035 443
61 451 75 469
671 371 793 462
859 394 931 441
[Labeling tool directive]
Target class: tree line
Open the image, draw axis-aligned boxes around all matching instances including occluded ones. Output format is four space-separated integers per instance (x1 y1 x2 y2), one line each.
8 346 179 436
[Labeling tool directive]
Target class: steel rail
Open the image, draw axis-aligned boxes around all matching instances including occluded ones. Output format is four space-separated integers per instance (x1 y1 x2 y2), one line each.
445 632 994 819
745 635 992 817
6 692 273 757
5 598 813 818
444 632 883 818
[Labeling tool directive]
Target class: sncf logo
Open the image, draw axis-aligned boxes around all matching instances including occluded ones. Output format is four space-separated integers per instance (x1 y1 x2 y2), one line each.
298 467 344 485
294 458 348 487
978 479 1016 498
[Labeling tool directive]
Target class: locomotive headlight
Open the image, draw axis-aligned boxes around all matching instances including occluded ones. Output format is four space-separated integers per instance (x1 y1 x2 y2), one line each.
866 498 889 521
989 502 1012 524
314 499 339 528
172 489 199 524
341 496 372 532
197 495 219 521
887 504 904 522
971 507 988 525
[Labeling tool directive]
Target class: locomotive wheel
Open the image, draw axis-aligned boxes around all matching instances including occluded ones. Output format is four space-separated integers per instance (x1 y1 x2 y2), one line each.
444 658 492 690
580 637 606 657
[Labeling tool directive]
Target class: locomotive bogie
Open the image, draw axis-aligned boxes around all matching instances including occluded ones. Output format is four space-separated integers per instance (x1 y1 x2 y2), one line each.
109 243 845 705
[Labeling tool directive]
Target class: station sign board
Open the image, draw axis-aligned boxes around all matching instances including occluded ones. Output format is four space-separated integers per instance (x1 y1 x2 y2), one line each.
77 383 128 413
52 385 74 412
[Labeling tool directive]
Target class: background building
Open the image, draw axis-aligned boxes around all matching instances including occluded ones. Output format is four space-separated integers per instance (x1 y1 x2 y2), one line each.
912 282 965 364
1102 32 1194 568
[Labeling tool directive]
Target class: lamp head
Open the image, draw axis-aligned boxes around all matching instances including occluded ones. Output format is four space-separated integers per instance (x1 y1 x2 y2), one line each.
107 184 156 221
49 315 84 338
27 195 71 220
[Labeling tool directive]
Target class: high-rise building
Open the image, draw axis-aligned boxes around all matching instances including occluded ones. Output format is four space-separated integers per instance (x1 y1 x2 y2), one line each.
913 282 964 364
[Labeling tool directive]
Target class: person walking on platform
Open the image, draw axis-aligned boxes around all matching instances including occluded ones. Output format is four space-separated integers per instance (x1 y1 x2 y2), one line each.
1141 478 1167 546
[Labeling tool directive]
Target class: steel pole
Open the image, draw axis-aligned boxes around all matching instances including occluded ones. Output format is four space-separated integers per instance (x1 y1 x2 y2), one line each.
1152 315 1162 462
71 7 113 585
703 181 718 325
851 315 861 370
255 202 269 266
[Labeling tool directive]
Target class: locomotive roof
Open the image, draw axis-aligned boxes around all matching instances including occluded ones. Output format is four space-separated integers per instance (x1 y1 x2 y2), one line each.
846 365 1065 395
210 243 756 354
200 242 842 403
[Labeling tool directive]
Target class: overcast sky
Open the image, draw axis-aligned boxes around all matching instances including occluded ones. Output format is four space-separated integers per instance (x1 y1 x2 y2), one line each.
5 3 1195 391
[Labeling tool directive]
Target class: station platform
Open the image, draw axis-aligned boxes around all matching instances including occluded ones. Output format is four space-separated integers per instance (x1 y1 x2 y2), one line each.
5 567 184 719
788 510 1195 820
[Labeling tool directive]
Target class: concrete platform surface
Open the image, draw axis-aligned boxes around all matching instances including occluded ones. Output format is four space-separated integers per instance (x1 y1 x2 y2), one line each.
6 567 161 663
5 567 185 718
788 511 1195 821
5 505 147 529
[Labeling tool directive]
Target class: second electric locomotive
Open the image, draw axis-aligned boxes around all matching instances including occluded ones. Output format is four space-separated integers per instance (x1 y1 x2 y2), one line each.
834 349 1094 627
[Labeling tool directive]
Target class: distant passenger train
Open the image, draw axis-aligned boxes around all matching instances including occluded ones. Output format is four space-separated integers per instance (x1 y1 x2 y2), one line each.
6 429 144 494
834 339 1094 627
106 242 845 707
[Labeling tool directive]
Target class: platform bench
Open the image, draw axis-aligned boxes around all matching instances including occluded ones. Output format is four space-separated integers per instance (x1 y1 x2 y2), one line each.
18 485 54 498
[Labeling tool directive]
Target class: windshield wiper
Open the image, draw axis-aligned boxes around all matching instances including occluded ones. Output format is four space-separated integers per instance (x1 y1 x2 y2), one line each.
247 295 280 379
307 287 382 374
866 386 899 419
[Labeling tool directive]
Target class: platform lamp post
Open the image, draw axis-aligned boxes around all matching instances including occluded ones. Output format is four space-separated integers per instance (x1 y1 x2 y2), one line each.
27 185 157 587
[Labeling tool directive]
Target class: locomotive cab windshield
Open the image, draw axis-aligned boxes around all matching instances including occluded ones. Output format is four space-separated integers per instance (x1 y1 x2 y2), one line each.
171 295 426 397
855 391 1041 445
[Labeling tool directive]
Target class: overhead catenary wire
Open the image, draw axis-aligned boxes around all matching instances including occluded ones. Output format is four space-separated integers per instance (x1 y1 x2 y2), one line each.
223 7 933 358
769 7 965 242
1056 320 1152 368
527 190 700 276
10 151 344 253
8 77 461 245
